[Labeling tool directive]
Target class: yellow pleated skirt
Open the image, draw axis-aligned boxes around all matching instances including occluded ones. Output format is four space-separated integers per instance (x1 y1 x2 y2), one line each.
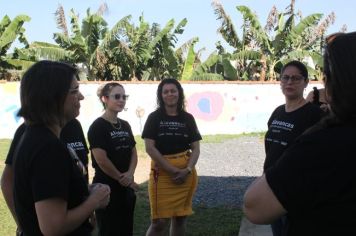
148 151 198 219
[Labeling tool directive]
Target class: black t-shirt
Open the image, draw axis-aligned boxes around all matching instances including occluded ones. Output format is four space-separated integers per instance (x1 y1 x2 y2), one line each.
60 119 89 166
5 123 26 165
263 102 322 170
88 117 136 185
60 119 89 183
141 110 202 155
266 123 356 235
7 120 89 183
13 125 91 236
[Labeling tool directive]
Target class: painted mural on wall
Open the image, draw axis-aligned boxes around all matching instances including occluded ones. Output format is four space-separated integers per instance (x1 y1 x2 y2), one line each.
0 82 322 138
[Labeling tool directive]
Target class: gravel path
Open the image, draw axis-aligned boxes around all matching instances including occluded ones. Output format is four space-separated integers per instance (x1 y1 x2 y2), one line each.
193 136 265 208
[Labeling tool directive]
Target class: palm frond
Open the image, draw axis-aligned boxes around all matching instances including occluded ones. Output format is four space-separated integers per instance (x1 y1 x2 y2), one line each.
54 4 68 36
181 40 197 81
0 15 31 52
97 3 108 16
212 1 240 48
101 15 131 49
190 73 224 81
148 19 175 54
230 50 261 60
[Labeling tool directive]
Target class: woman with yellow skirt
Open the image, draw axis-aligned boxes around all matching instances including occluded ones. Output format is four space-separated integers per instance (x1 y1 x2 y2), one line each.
142 78 202 235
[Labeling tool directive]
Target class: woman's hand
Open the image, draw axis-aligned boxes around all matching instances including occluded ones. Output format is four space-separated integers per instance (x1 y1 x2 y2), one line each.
172 168 190 184
88 183 111 209
118 172 134 187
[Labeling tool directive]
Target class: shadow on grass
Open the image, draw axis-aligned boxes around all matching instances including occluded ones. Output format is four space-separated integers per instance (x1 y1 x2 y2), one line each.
133 176 256 236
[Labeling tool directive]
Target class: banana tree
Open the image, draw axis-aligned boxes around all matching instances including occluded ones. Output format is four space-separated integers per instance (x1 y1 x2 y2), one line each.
0 14 31 79
213 0 331 81
212 1 257 80
53 5 108 80
145 18 188 80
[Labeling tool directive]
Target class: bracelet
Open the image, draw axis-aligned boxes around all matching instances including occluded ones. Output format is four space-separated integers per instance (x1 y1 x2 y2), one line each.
186 166 192 173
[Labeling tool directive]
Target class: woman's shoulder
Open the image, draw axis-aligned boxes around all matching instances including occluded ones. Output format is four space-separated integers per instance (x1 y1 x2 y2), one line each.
303 101 323 113
271 104 285 115
146 109 163 120
118 118 131 127
180 110 195 118
88 117 107 131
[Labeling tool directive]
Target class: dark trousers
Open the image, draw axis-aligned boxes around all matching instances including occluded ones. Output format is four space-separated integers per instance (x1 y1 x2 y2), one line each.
271 215 288 236
95 185 136 236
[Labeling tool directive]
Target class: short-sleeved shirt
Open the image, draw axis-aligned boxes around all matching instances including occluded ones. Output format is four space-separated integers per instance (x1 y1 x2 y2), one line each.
88 117 136 185
141 110 202 155
60 119 89 183
7 120 89 183
266 123 356 235
264 102 322 170
60 119 89 166
13 125 91 236
5 123 26 165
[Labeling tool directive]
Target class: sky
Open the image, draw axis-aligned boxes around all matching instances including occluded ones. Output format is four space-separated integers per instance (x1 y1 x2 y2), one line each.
1 0 355 60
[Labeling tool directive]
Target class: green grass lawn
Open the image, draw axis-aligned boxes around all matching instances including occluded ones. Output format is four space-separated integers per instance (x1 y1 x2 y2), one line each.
0 135 246 236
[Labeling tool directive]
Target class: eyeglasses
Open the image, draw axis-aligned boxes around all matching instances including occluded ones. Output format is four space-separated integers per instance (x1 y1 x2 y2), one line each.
106 94 129 101
280 75 305 83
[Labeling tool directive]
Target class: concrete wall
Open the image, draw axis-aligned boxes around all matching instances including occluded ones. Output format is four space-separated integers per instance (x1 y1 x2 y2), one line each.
0 81 323 138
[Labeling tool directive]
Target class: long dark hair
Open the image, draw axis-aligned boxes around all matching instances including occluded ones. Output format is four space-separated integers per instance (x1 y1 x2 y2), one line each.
18 60 78 127
156 78 185 113
324 31 356 122
307 31 356 133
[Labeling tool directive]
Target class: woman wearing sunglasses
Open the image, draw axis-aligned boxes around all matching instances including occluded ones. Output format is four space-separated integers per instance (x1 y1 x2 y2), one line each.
262 60 323 236
10 61 110 236
244 31 356 235
88 82 138 235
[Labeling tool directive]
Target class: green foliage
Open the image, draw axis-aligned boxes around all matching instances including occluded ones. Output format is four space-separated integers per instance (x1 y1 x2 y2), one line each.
181 39 198 81
190 73 224 81
0 15 30 52
0 1 335 82
213 1 331 81
0 14 31 76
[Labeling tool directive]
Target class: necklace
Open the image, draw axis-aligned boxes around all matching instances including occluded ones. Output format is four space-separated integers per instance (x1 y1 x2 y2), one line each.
102 114 121 130
110 118 121 130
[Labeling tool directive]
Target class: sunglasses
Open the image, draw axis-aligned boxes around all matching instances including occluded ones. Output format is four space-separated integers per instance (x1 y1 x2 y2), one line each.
280 75 305 83
106 94 129 101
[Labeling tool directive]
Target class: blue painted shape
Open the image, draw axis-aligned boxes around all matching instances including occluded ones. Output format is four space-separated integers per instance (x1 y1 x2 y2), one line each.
198 98 211 113
5 105 17 112
13 108 21 122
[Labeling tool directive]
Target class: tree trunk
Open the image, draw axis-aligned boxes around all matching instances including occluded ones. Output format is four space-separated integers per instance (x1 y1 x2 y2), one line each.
259 55 267 81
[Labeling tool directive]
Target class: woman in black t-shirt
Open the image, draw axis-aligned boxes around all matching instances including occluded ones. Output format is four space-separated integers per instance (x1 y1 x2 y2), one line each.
244 32 356 235
60 119 90 183
88 82 138 236
263 60 322 236
1 118 90 235
7 61 110 236
142 78 202 236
